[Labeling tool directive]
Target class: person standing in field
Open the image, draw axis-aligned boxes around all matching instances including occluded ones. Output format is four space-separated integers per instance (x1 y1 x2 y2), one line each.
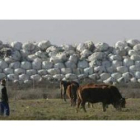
0 79 10 116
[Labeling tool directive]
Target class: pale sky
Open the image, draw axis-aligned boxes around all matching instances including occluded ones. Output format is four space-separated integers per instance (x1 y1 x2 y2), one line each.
0 20 140 46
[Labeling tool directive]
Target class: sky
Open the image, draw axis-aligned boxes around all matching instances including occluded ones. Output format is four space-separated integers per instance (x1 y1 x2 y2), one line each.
0 20 140 46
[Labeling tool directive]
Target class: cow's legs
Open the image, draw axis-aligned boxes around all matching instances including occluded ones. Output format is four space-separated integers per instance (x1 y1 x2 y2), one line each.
102 103 106 112
88 102 90 108
81 101 86 112
64 88 67 102
76 98 81 113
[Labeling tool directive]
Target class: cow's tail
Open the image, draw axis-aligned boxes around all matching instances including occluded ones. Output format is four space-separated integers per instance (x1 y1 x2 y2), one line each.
76 87 82 112
77 87 82 101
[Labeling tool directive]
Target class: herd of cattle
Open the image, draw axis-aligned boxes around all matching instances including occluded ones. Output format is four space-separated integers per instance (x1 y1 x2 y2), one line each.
60 81 126 112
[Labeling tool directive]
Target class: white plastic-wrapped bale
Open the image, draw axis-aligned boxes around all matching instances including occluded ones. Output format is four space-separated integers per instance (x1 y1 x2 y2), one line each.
0 60 8 69
11 50 21 61
30 74 42 82
38 40 51 51
4 68 14 74
124 46 131 51
46 46 61 53
47 68 60 75
37 69 47 76
48 51 58 57
60 68 72 74
42 75 53 80
117 77 125 83
135 71 140 79
115 41 128 49
84 41 95 52
112 49 127 56
56 52 68 62
100 73 111 81
14 68 25 75
112 60 123 68
65 73 77 80
88 52 104 61
11 41 22 51
95 42 109 51
127 39 140 47
53 74 65 80
9 62 20 69
32 58 42 70
21 61 32 70
103 77 114 84
123 58 134 67
88 74 99 80
77 60 89 69
72 68 84 75
19 74 29 81
21 49 30 59
80 49 92 58
7 74 18 81
22 42 37 52
69 54 79 63
94 66 106 74
26 69 37 76
65 61 77 69
106 66 115 73
129 65 139 74
109 55 122 61
122 72 131 82
130 77 137 83
128 50 140 56
4 57 14 64
0 69 2 73
111 73 122 81
133 44 140 51
116 66 128 74
27 54 38 62
62 44 75 51
24 80 32 84
130 55 140 61
35 51 48 59
54 63 65 69
135 61 140 67
50 56 62 63
84 67 93 75
76 43 86 52
78 74 87 80
89 60 101 67
42 61 53 69
102 60 111 68
0 73 6 79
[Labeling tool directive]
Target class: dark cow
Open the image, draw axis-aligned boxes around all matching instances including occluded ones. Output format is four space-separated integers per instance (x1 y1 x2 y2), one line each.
77 85 125 112
60 80 79 101
66 83 79 106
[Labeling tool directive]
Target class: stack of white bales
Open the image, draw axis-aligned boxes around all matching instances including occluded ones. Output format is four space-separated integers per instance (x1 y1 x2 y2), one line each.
1 39 140 84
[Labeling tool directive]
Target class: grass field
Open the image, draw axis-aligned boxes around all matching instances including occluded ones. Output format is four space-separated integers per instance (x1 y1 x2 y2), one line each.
1 98 140 120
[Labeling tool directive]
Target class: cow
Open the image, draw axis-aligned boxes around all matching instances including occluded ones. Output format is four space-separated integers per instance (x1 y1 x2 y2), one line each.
60 80 79 101
79 83 110 108
66 83 79 106
77 85 125 112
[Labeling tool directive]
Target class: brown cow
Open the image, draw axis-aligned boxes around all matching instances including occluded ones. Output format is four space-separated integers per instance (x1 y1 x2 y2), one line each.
66 83 79 106
60 80 79 101
77 84 125 112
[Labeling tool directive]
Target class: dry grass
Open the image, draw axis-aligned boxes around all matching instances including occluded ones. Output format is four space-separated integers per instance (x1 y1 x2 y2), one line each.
1 98 140 120
1 80 140 120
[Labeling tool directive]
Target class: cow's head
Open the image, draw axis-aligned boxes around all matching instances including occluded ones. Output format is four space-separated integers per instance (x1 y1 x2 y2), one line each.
113 98 126 111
